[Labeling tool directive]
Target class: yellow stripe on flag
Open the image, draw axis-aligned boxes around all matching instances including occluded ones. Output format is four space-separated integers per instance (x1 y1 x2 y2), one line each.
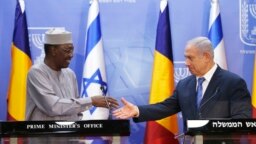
8 44 32 121
149 51 178 133
252 54 256 117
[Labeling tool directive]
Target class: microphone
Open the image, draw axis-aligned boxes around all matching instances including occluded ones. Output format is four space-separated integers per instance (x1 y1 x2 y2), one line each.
100 85 112 120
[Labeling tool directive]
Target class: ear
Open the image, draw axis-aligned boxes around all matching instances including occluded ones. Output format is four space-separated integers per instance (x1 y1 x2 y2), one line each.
203 52 211 61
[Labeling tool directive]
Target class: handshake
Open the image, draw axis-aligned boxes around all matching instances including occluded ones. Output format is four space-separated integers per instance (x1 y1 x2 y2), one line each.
91 96 138 119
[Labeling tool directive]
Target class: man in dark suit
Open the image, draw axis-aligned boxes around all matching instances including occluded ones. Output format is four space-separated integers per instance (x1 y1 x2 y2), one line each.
113 36 251 125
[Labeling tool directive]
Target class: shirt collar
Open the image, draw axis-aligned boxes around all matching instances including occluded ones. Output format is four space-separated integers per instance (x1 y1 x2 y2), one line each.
198 63 218 82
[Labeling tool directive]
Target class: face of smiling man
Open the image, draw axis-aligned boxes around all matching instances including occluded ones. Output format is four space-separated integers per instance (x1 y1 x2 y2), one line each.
53 43 74 70
43 28 74 71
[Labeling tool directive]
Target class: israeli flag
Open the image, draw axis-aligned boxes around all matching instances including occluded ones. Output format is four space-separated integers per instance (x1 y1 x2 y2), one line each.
208 0 228 70
81 0 109 120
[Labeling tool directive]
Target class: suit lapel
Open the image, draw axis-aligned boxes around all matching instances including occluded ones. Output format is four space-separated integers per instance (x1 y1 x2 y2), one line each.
188 76 198 117
199 66 222 110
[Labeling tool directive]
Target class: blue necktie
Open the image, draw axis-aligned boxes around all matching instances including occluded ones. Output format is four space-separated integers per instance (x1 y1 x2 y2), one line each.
197 77 205 109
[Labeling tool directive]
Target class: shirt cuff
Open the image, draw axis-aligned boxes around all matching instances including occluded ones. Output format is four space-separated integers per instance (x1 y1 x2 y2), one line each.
73 97 92 109
134 106 140 117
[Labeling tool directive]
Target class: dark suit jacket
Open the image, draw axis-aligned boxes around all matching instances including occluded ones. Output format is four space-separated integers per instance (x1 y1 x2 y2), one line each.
134 66 252 124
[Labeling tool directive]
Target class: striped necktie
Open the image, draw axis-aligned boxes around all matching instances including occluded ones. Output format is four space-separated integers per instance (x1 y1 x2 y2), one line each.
197 77 205 109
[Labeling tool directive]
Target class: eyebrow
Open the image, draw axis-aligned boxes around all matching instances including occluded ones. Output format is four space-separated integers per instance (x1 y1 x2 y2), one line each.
59 45 74 49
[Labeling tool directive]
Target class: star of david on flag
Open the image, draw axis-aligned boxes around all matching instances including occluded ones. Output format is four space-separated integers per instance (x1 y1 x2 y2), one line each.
81 69 107 114
81 69 107 97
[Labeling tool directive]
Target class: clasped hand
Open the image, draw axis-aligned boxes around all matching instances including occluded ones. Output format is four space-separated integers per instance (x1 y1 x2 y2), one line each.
91 96 119 109
113 97 139 119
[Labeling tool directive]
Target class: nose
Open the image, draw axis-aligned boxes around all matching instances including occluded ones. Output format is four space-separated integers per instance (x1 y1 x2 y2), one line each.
185 59 190 67
68 52 73 58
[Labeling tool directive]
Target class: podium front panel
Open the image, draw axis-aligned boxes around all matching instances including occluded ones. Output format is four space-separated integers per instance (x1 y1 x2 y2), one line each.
0 120 130 137
180 119 256 144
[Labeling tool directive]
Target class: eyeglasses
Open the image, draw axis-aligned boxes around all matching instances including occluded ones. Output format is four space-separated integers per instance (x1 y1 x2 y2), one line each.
57 45 74 54
60 48 73 54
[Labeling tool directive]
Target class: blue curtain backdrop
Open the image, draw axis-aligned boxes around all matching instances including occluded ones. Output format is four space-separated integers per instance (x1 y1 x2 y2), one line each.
0 0 255 143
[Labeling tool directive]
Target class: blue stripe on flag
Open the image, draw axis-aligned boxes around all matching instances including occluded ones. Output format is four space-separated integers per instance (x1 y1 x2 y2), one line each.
208 15 223 48
13 1 31 57
85 15 102 60
155 5 173 61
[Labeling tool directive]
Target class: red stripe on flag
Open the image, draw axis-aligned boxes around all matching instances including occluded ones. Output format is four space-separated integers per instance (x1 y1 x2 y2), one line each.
253 107 256 117
144 121 179 144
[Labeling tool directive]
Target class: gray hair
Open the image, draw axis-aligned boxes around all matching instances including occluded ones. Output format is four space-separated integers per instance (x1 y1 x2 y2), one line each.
187 37 214 58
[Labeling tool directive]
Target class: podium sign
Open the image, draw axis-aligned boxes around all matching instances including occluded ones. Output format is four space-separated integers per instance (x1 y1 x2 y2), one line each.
179 119 256 144
187 119 256 135
0 120 130 137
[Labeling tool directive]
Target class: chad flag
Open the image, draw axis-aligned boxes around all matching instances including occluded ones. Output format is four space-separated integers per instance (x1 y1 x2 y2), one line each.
144 0 178 143
250 52 256 144
7 0 32 121
252 53 256 117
